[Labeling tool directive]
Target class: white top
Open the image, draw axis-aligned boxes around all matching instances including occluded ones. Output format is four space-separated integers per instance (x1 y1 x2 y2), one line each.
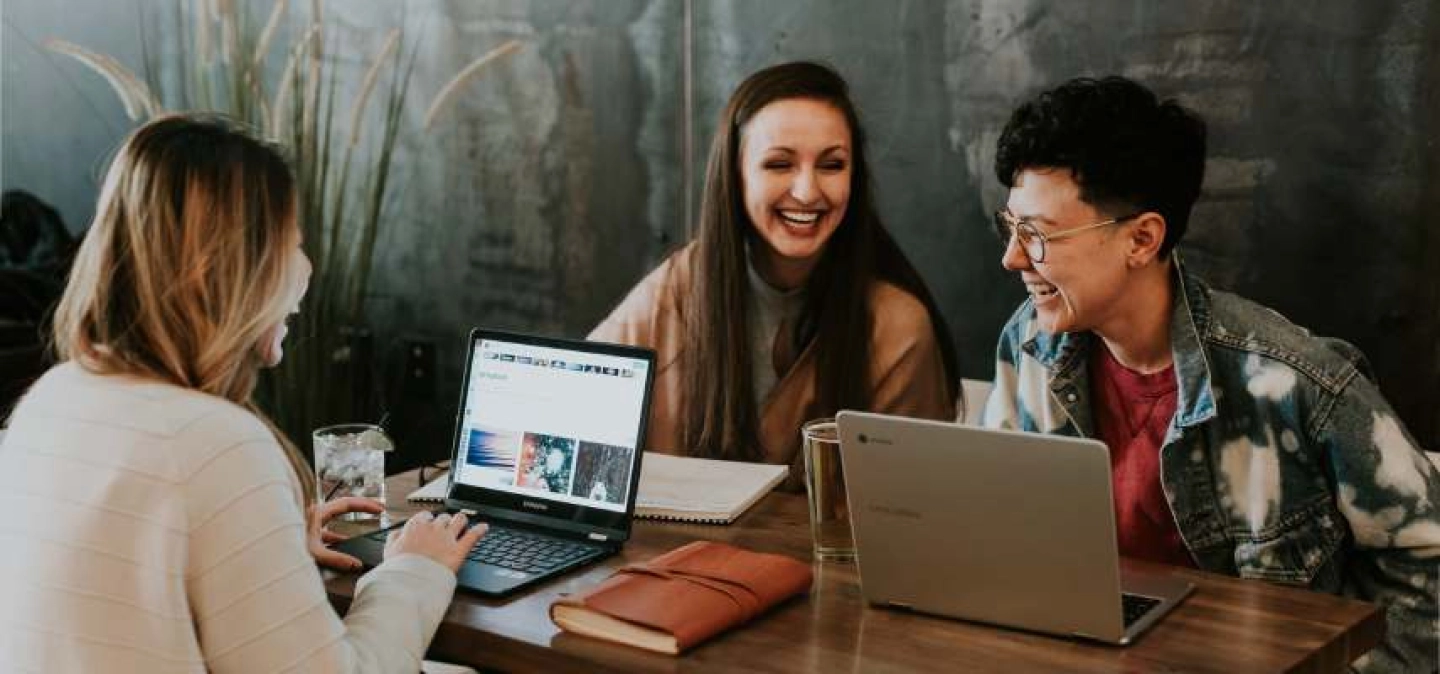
0 362 456 673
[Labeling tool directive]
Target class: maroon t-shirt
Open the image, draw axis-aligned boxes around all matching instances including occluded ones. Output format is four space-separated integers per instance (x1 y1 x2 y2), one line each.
1089 344 1195 568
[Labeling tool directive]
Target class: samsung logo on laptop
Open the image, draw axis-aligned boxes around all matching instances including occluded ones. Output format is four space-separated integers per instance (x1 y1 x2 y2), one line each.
521 501 549 512
869 504 922 520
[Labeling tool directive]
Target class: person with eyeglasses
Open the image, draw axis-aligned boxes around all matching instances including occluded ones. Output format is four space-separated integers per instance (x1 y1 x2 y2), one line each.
981 76 1438 674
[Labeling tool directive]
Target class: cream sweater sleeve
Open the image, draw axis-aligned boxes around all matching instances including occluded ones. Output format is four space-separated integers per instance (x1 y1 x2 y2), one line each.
181 410 456 673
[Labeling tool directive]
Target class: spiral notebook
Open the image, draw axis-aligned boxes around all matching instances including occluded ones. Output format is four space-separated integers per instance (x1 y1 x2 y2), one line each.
633 452 788 524
406 472 452 503
408 453 787 524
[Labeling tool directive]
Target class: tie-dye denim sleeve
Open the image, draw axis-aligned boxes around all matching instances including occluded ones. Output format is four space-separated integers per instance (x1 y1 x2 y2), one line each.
1319 379 1440 673
981 307 1027 431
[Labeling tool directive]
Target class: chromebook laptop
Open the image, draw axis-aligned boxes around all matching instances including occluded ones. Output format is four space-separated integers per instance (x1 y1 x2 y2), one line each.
836 411 1193 645
336 328 655 597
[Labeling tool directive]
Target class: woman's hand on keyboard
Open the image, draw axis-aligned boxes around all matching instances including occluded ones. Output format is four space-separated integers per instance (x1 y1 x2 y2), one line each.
384 511 489 573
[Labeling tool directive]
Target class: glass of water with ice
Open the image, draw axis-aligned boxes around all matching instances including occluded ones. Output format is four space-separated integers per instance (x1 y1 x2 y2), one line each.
313 423 394 520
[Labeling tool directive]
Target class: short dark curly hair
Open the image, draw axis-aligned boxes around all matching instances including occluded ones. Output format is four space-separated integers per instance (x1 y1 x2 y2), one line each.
994 76 1206 257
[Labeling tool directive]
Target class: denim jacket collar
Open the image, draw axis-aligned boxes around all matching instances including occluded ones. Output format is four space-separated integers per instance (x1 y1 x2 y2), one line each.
1167 257 1218 429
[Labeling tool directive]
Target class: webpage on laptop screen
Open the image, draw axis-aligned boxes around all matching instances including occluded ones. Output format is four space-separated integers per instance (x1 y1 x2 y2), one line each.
453 339 649 513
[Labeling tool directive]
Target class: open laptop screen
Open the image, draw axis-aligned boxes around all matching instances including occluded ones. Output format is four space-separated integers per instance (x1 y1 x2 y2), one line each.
446 330 654 536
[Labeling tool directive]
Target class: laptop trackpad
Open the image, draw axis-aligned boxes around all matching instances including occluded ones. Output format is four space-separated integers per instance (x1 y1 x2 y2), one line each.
458 563 535 594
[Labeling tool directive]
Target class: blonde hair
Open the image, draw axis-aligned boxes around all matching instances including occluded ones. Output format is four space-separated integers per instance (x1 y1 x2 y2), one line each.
53 113 316 504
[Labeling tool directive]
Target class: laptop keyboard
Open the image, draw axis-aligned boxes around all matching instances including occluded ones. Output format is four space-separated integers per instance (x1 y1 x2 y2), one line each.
1121 593 1162 627
362 521 600 575
465 527 600 574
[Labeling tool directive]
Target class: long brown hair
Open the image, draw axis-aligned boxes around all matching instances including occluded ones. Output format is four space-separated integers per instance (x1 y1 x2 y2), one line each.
682 61 959 461
52 113 316 503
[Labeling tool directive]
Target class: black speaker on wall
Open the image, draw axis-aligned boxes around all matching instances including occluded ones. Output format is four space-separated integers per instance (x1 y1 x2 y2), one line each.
382 336 452 474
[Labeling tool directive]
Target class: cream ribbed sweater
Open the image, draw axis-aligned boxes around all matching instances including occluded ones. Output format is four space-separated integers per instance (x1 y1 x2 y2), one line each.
0 362 455 673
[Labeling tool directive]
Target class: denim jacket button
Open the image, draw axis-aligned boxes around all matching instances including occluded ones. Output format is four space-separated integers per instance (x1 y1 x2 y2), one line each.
1066 393 1077 402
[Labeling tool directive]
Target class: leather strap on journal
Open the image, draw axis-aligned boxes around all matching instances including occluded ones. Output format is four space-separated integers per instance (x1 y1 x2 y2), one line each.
615 563 765 622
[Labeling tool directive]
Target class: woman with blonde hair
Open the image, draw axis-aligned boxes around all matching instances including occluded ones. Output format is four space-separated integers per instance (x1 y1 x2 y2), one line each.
0 114 484 672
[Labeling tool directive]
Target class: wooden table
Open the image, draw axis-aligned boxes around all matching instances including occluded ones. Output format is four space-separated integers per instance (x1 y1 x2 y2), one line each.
324 470 1384 673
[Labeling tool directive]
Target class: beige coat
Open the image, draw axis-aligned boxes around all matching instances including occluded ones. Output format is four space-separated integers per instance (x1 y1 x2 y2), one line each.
590 245 955 490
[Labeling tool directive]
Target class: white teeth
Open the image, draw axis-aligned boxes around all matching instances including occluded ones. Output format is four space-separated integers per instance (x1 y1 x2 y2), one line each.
779 210 820 225
1026 283 1058 297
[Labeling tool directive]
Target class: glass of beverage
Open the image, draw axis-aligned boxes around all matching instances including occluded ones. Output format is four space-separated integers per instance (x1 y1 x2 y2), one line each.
801 417 855 562
314 423 394 520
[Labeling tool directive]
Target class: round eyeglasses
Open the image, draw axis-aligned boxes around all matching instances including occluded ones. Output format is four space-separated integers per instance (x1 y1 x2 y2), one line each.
992 209 1142 263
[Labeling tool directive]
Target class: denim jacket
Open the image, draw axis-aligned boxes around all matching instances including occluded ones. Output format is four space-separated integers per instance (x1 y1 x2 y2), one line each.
982 259 1440 673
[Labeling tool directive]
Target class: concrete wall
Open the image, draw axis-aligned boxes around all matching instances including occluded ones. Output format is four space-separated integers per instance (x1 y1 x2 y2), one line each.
4 0 1438 453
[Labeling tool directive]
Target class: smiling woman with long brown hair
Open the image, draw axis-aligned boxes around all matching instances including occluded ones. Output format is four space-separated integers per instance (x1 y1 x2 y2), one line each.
0 114 484 672
591 62 958 486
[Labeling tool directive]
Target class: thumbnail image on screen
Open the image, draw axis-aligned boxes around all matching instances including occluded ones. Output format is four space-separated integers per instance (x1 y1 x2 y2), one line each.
570 442 633 505
466 427 519 485
516 432 576 495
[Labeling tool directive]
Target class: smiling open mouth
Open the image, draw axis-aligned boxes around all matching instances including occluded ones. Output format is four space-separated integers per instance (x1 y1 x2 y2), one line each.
1026 282 1058 299
778 209 822 227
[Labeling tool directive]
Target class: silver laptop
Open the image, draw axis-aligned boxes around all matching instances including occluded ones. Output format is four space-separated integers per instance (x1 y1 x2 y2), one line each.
836 411 1193 645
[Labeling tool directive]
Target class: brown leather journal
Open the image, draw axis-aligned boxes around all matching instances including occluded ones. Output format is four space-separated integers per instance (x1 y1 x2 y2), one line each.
549 541 813 654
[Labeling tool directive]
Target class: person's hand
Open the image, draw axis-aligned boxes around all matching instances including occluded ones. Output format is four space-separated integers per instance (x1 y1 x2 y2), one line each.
307 496 385 571
384 510 488 573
